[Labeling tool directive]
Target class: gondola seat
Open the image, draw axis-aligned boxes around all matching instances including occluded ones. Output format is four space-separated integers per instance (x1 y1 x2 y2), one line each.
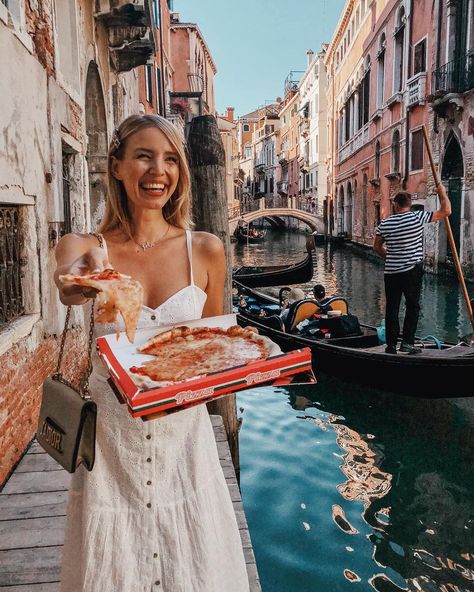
284 296 350 332
322 297 349 315
284 299 322 332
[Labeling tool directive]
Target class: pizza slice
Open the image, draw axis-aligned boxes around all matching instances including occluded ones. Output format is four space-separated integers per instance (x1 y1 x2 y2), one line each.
59 269 143 343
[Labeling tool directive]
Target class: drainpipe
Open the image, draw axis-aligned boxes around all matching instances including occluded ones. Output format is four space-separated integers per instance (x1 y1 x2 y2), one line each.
158 0 167 118
403 0 413 189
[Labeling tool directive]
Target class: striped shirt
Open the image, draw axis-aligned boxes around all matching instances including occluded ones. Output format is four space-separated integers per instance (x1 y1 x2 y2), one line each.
376 210 433 274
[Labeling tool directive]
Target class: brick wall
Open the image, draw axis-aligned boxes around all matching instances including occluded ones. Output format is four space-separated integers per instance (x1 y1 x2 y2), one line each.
0 329 87 486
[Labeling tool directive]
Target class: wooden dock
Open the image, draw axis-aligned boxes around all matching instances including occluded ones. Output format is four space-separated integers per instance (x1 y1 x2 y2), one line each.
0 415 260 591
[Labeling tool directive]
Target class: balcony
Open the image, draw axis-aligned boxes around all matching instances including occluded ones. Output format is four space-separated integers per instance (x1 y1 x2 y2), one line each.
431 51 474 96
338 123 369 163
278 150 288 165
406 72 427 108
95 0 155 71
277 180 288 195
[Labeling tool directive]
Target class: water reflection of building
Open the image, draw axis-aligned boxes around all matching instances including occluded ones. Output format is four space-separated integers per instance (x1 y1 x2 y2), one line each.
289 381 474 592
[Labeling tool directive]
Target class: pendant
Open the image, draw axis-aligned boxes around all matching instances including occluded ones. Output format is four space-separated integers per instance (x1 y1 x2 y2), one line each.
140 241 156 251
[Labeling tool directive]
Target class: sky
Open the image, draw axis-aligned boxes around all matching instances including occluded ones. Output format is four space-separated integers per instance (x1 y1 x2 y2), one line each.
174 0 346 117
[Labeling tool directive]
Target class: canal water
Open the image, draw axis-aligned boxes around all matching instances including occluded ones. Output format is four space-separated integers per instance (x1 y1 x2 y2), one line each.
232 229 474 592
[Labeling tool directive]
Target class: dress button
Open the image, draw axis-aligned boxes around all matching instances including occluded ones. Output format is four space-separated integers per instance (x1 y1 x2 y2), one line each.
146 435 151 440
155 581 160 586
146 457 152 462
151 315 157 321
147 480 152 485
153 553 158 558
146 503 152 508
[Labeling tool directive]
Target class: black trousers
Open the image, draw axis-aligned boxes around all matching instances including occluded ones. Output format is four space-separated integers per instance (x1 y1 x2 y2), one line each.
384 263 423 348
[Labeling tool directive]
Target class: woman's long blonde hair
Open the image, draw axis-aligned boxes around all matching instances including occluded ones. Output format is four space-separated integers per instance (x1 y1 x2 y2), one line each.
98 114 192 238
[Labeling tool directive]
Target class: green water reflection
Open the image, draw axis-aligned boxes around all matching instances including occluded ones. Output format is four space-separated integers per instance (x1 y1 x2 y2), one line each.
237 382 474 592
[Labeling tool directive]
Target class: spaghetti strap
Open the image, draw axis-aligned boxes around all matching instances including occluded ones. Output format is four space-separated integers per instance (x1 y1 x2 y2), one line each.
185 230 198 313
90 232 109 257
185 230 195 286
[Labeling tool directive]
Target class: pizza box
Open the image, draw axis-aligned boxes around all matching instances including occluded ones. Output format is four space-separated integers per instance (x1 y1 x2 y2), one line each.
96 313 314 419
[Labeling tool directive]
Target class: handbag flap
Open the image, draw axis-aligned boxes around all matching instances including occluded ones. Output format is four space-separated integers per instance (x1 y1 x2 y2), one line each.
37 377 97 473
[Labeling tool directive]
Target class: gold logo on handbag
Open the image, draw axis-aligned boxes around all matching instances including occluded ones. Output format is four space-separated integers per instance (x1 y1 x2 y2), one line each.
39 418 64 452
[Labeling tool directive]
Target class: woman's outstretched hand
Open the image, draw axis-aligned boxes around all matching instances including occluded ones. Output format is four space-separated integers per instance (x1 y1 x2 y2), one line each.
55 236 113 305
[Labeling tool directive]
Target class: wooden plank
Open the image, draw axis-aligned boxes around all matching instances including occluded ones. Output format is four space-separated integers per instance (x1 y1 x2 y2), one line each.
27 442 44 454
0 516 66 551
0 421 260 590
15 454 62 473
1 472 70 495
246 563 261 592
0 491 68 521
0 584 59 591
0 546 62 586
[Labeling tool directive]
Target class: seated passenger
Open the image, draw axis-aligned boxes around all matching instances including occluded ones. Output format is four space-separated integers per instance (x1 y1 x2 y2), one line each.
280 287 306 323
312 284 333 313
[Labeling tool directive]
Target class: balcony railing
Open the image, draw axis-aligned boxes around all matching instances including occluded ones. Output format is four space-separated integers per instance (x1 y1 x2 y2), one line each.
406 72 427 107
338 123 369 163
432 51 474 95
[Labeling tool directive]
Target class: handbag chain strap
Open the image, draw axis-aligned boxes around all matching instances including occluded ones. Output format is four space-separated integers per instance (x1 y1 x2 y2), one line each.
54 301 96 400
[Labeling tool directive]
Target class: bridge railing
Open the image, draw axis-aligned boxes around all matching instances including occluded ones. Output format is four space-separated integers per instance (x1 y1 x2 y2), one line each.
235 195 321 218
240 199 262 214
264 196 289 209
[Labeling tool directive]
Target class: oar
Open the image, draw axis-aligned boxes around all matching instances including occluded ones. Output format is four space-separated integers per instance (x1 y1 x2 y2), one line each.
422 125 474 344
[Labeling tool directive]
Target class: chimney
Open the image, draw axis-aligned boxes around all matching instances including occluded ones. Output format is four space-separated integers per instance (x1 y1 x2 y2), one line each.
306 49 314 67
225 107 235 122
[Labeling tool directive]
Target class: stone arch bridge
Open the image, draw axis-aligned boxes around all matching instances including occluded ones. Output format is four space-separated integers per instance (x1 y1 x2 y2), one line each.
229 203 324 235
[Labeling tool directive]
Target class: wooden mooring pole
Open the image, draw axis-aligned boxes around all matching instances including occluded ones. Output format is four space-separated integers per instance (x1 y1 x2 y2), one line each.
187 115 240 472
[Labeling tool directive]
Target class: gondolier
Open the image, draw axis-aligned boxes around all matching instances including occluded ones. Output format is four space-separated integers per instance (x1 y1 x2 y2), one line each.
373 187 451 355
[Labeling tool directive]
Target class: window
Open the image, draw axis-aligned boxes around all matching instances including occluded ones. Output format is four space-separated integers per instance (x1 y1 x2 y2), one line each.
374 202 381 226
152 0 159 27
391 130 401 172
362 174 368 227
375 140 381 178
394 8 405 92
155 66 164 115
145 64 153 104
377 34 386 108
243 124 250 132
413 39 426 75
410 129 424 171
244 143 251 159
0 206 24 325
62 150 73 235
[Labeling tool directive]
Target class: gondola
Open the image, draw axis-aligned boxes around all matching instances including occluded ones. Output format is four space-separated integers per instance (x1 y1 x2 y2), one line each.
233 236 315 288
235 224 266 244
233 281 474 398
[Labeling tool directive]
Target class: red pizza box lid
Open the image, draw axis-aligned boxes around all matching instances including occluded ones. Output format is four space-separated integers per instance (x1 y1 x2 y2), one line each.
96 314 314 418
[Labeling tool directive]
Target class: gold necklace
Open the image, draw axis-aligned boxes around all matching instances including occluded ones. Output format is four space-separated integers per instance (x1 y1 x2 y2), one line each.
133 224 170 251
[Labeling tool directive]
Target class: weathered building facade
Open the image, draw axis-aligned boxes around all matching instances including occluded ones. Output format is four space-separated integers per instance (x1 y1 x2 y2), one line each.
427 0 474 278
298 47 328 219
0 0 155 484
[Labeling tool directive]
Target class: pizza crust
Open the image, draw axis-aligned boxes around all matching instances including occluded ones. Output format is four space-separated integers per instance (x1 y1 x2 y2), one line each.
59 269 144 343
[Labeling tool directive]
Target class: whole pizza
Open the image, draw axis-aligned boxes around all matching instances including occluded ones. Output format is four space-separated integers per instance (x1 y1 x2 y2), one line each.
129 325 275 386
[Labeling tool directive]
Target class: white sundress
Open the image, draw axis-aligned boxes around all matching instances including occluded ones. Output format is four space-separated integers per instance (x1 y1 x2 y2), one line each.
60 230 250 592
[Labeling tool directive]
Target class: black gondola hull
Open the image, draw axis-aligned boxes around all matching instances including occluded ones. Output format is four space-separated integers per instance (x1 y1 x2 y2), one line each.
233 254 313 288
235 283 474 398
